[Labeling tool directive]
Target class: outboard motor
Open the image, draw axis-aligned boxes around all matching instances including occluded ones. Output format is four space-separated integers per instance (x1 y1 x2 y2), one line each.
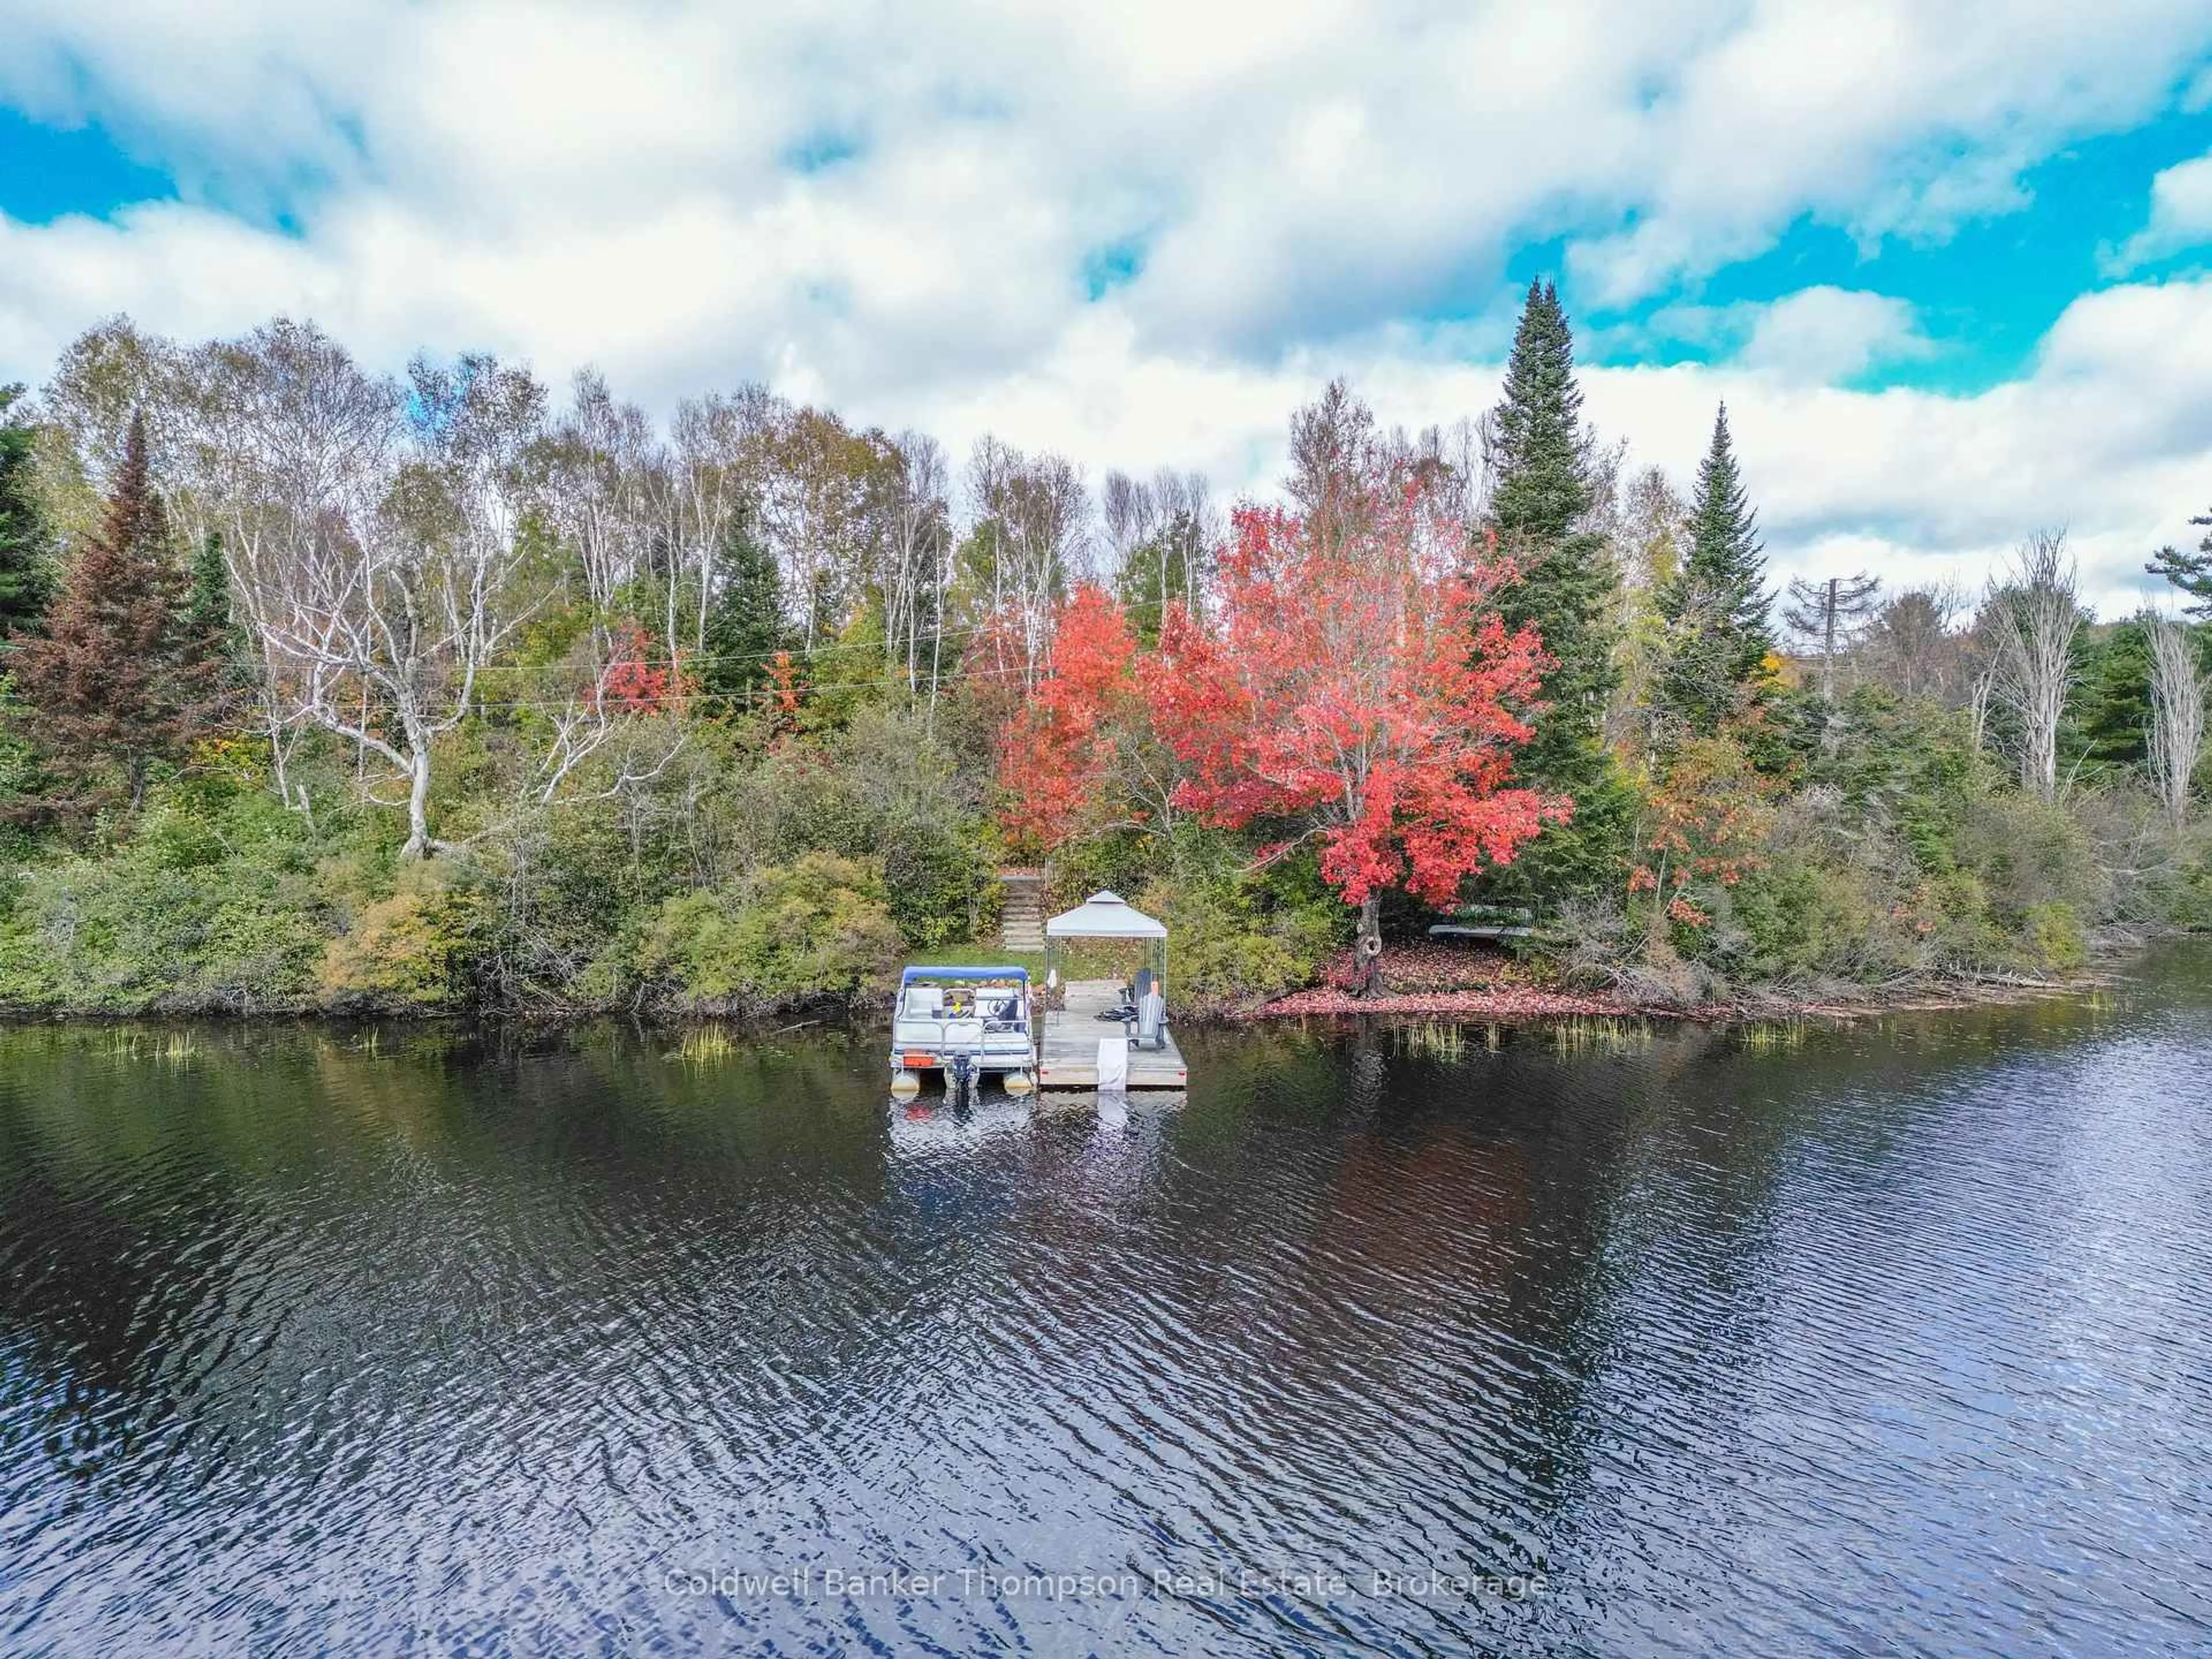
948 1051 976 1103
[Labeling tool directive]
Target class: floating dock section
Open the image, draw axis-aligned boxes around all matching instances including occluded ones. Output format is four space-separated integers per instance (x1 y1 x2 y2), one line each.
1037 979 1187 1089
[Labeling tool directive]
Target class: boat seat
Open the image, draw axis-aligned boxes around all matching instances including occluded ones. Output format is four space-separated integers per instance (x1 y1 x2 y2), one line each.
906 986 942 1017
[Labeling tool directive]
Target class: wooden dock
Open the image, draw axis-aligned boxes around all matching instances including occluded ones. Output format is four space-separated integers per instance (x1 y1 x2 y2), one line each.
1036 979 1188 1089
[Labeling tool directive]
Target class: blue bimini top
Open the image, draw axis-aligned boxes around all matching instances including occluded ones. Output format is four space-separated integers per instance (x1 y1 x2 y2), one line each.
900 965 1030 985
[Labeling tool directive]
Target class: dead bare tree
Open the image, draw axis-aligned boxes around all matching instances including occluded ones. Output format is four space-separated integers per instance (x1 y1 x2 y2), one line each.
669 386 775 655
527 691 687 808
757 407 894 652
1782 571 1883 704
1150 468 1216 623
1618 467 1687 595
538 370 657 676
1287 378 1379 555
1985 531 2081 802
1100 469 1156 570
189 321 403 814
1426 416 1490 530
1859 584 1971 702
2144 611 2206 828
1102 466 1214 628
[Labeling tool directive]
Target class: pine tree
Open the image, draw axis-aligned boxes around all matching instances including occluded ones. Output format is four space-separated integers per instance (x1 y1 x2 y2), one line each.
183 529 233 640
700 513 785 704
1652 404 1774 732
2147 507 2212 619
1490 282 1594 546
0 386 55 636
181 528 252 702
1479 278 1630 900
11 414 220 816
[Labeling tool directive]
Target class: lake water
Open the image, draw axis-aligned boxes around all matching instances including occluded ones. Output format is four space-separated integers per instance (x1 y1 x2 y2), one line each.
2 950 2209 1656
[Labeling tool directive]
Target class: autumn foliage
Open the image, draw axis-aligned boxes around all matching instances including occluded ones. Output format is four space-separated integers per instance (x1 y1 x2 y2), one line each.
1147 495 1565 918
596 622 689 714
1629 733 1778 929
994 584 1139 859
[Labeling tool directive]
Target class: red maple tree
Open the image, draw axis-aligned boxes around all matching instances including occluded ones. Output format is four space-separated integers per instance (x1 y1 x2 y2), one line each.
994 582 1139 859
596 622 687 714
766 650 805 718
1147 493 1565 993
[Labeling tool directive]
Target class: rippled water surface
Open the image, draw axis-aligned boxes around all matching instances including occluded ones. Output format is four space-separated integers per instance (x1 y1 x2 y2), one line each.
3 951 2210 1656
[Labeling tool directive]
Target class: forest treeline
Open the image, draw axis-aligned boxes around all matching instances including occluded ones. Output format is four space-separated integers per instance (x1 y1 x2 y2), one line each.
0 282 2207 1017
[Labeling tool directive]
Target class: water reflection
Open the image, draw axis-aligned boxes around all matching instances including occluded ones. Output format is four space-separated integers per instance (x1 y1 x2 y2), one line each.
0 954 2207 1654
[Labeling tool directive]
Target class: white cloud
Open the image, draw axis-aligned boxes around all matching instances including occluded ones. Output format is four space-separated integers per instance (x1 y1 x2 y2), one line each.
2108 147 2212 270
1622 288 1931 385
1736 289 1930 383
2 0 2207 345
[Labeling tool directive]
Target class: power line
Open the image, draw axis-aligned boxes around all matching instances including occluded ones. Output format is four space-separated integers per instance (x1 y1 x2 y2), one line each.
454 589 1190 676
461 656 1051 711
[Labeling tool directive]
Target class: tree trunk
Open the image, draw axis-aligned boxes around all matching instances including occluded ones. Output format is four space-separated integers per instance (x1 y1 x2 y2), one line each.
264 704 295 810
402 745 434 859
1354 895 1383 999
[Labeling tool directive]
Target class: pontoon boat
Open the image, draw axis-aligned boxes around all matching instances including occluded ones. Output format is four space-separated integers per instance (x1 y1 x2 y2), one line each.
889 966 1035 1097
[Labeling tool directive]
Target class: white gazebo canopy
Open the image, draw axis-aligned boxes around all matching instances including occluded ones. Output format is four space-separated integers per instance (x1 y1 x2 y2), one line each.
1044 891 1167 940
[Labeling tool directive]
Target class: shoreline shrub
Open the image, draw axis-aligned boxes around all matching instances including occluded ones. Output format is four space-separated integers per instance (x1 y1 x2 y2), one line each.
634 853 902 1007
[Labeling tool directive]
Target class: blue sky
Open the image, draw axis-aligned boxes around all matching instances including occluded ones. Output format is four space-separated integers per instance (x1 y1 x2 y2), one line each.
0 110 173 224
3 1 2212 611
1573 110 2212 393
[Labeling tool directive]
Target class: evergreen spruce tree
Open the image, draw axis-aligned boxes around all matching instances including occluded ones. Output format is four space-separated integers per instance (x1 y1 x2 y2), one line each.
11 414 220 816
0 387 55 636
1480 278 1631 902
1652 404 1774 733
181 528 253 706
184 529 233 639
2147 507 2212 618
2072 620 2154 772
700 513 786 704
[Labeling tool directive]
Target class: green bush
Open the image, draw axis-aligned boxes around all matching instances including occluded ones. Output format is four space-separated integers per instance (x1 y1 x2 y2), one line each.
635 852 903 1006
318 863 493 1010
1048 828 1162 915
1948 790 2104 940
2022 902 2088 969
475 799 661 1007
882 819 998 951
0 793 331 1013
1138 870 1339 1006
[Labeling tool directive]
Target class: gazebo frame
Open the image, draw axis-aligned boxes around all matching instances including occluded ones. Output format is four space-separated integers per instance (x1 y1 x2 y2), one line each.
1035 891 1185 1088
1041 890 1168 1014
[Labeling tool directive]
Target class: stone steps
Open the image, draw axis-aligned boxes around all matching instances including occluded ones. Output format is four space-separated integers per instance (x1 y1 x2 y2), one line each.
999 873 1046 953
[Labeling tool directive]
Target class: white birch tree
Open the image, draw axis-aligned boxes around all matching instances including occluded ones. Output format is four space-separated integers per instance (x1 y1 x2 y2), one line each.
225 352 552 857
2144 612 2206 828
1986 531 2081 802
